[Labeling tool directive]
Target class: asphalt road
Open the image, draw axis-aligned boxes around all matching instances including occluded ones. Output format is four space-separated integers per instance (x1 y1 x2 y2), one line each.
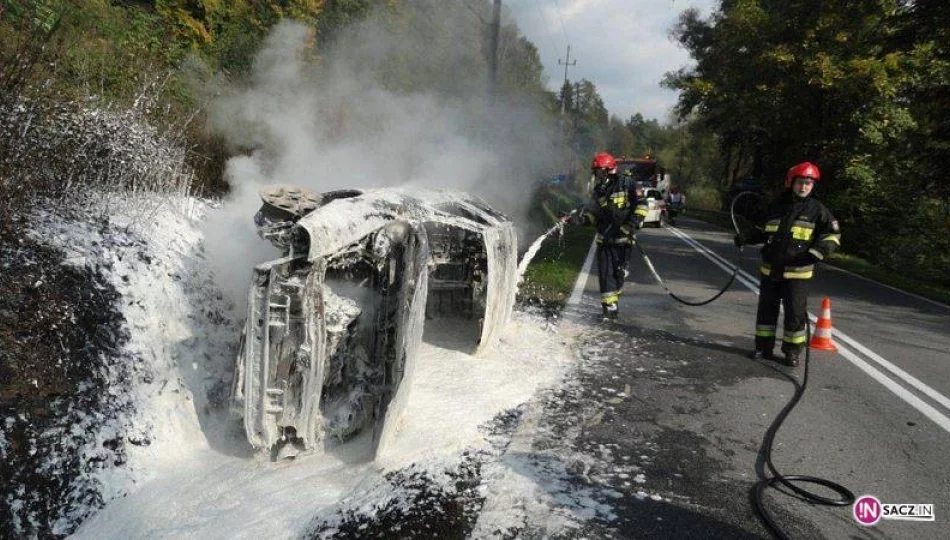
557 215 950 539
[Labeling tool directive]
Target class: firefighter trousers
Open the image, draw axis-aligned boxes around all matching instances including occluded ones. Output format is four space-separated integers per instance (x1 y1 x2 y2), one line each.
597 244 630 306
755 277 809 354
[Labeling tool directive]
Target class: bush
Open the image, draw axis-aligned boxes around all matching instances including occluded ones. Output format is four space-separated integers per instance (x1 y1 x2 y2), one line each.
0 93 198 233
685 184 720 210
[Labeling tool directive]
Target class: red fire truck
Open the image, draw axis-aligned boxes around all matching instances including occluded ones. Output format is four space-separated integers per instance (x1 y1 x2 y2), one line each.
615 155 664 189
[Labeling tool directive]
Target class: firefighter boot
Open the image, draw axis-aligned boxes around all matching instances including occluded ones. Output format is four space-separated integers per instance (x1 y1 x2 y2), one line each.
750 337 776 361
782 346 802 367
602 303 618 320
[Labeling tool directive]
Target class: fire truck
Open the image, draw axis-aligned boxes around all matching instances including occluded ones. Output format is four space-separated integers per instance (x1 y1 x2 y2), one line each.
615 155 664 190
615 155 668 227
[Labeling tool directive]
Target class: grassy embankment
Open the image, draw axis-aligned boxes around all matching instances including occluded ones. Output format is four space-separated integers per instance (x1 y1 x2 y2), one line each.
517 186 595 310
686 208 950 306
518 224 594 309
518 185 596 312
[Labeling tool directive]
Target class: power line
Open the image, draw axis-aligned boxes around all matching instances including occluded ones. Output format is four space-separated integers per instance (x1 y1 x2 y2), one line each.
489 0 502 101
551 0 570 44
461 0 488 24
558 44 577 105
532 0 562 63
557 44 577 175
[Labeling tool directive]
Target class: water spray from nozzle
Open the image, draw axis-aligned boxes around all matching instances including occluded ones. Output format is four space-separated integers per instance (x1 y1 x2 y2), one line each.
516 209 578 286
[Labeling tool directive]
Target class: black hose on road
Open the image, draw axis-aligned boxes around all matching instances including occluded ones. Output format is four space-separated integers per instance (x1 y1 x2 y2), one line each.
727 192 856 538
633 191 856 537
633 239 739 306
752 325 856 539
631 191 759 306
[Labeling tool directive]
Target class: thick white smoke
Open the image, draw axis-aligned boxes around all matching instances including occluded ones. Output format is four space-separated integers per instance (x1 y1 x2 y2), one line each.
201 5 558 309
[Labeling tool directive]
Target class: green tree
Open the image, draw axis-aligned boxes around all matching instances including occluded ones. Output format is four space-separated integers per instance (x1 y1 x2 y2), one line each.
626 113 668 158
665 0 950 284
606 115 633 157
570 78 607 158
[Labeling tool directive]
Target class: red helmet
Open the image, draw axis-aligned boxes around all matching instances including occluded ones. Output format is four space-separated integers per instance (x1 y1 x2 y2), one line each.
785 162 820 187
591 152 617 171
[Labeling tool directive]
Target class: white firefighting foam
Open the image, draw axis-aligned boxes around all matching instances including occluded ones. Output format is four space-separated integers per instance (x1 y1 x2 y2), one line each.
43 194 586 538
517 222 562 285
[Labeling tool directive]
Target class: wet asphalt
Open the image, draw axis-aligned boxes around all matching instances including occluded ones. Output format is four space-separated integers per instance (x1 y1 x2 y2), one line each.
308 216 950 539
552 216 950 539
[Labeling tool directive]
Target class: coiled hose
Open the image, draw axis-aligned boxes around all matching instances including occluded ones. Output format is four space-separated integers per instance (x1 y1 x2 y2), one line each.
753 322 856 538
634 192 856 537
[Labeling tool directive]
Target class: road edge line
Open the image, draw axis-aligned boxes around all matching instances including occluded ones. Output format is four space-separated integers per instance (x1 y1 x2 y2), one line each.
667 224 950 431
567 239 597 308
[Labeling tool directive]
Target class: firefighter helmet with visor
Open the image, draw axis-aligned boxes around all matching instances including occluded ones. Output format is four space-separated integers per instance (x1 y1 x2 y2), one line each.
591 152 617 173
785 162 821 187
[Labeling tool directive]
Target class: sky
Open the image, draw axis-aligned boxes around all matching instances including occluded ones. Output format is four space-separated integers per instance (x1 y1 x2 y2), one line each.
506 0 719 123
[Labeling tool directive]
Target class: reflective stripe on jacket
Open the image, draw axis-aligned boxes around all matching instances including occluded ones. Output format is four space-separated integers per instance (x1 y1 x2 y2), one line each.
580 175 644 245
746 190 840 280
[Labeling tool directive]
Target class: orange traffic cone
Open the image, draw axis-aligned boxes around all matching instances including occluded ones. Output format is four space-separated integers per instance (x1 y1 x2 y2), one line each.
809 297 838 353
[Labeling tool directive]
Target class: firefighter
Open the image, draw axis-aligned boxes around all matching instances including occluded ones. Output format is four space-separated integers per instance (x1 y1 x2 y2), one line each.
564 152 648 319
665 186 685 224
735 162 841 366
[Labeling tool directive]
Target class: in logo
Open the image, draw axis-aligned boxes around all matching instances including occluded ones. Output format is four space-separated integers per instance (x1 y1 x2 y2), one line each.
854 495 882 526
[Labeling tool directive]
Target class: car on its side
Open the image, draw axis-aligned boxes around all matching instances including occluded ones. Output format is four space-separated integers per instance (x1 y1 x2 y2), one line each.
230 186 518 460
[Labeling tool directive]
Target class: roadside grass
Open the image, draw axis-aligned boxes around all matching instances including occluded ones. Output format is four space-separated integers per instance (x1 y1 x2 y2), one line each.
685 208 733 230
518 225 594 311
825 252 950 306
686 209 950 307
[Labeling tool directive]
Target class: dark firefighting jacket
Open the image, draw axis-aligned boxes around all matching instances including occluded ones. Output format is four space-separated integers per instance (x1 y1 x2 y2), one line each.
746 190 841 280
577 175 648 245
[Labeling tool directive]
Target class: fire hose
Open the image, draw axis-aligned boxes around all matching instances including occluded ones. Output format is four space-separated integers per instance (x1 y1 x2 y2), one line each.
631 192 756 306
555 203 743 306
630 192 857 538
753 320 855 539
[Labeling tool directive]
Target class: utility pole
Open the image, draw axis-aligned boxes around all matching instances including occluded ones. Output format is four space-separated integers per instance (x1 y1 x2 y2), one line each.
574 80 581 179
557 45 576 185
488 0 502 103
573 81 581 119
557 45 576 119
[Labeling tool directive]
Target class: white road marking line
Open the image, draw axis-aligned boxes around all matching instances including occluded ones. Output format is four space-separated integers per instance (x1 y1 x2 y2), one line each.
671 226 950 406
665 226 759 290
834 340 950 433
675 227 950 407
664 224 950 434
826 263 950 311
567 239 598 308
809 312 950 413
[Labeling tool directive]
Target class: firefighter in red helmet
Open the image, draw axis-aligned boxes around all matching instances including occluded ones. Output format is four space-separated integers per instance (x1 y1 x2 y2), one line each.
734 162 841 366
563 152 648 319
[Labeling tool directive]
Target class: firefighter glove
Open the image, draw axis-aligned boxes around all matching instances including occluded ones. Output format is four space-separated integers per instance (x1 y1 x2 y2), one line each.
734 233 745 247
620 225 636 242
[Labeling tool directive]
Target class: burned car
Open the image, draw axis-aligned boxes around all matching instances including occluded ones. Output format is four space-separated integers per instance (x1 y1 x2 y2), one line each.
230 186 518 459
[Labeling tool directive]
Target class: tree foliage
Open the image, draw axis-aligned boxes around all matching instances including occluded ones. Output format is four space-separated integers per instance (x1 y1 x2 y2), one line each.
2 0 555 203
664 0 950 285
625 113 670 158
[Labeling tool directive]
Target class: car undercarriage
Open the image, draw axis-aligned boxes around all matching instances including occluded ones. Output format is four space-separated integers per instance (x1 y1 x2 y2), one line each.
230 186 517 459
